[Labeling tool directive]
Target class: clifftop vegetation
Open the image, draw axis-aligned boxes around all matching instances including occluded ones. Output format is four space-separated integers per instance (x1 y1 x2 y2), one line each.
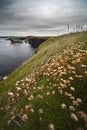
0 32 87 130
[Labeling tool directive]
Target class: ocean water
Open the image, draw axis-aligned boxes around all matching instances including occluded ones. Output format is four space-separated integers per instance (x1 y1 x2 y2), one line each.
0 38 35 77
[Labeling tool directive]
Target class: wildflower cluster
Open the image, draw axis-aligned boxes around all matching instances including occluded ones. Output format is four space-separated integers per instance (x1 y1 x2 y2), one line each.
1 42 87 129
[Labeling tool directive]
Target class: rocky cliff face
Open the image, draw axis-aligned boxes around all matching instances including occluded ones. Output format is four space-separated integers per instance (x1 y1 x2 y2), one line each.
26 36 50 48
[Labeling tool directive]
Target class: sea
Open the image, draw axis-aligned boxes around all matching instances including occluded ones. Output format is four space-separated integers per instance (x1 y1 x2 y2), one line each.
0 38 35 77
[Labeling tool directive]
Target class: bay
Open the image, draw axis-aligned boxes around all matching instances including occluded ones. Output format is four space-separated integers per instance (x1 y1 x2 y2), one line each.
0 38 35 77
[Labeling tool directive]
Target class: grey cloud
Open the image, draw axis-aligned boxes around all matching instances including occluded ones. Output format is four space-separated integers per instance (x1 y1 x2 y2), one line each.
0 0 87 36
0 0 11 8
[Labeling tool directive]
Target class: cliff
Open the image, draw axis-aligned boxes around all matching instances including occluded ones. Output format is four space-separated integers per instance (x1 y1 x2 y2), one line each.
0 32 87 130
26 36 50 48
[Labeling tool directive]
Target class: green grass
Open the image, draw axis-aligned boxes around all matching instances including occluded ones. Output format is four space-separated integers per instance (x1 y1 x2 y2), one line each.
0 31 87 130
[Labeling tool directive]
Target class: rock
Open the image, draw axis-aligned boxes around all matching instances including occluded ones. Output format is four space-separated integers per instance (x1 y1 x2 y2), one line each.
10 38 23 44
7 37 23 44
26 36 50 48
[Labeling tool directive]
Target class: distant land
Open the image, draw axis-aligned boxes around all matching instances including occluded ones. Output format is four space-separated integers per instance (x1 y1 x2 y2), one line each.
0 35 50 48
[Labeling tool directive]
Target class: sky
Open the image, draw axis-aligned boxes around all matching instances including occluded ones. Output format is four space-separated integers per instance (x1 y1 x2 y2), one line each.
0 0 87 36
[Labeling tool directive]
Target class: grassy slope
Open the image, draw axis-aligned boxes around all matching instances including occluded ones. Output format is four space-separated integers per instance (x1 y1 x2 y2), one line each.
0 32 87 95
0 32 87 130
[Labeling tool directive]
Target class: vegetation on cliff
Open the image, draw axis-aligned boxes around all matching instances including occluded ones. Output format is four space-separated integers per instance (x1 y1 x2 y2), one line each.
0 32 87 130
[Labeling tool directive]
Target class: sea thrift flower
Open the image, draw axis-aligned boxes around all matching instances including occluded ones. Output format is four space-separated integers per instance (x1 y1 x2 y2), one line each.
16 87 21 92
76 59 81 63
23 90 28 95
68 77 74 81
16 93 20 97
70 87 75 91
49 124 55 130
61 103 66 109
30 108 34 113
71 113 78 121
84 71 87 77
38 87 43 91
38 109 43 114
58 90 63 95
72 71 76 74
25 105 30 112
52 91 55 95
25 78 28 81
69 106 75 111
28 94 34 101
81 64 86 68
77 111 87 122
11 98 15 102
69 96 75 100
77 98 82 104
0 107 4 110
47 92 50 96
22 114 28 122
72 100 79 106
8 92 14 97
37 94 43 99
16 81 20 84
15 82 19 86
22 83 24 86
33 87 36 90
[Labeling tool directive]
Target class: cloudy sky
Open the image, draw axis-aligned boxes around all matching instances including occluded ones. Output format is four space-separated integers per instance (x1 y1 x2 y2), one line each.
0 0 87 36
